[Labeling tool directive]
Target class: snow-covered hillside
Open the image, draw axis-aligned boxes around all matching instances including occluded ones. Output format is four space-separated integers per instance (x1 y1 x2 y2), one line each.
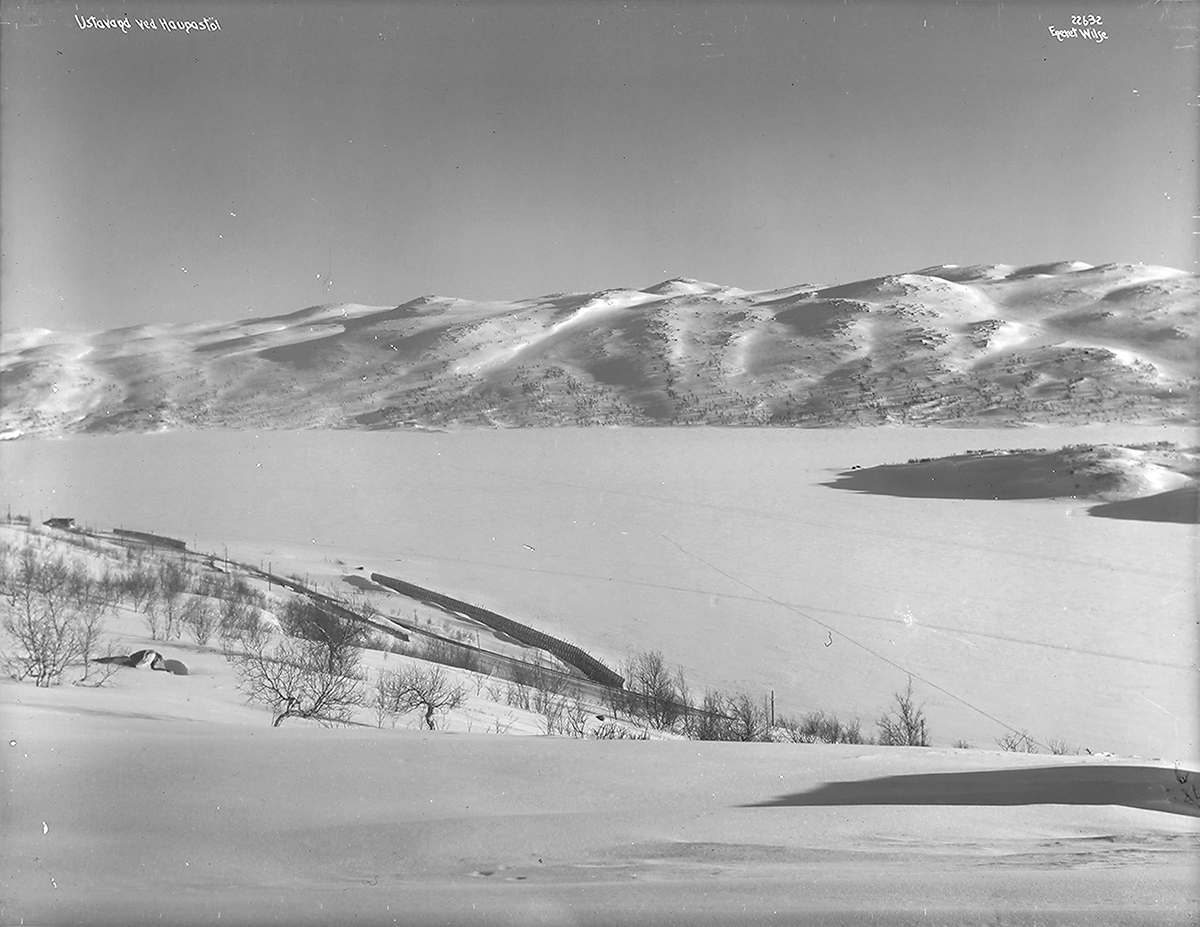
2 262 1196 436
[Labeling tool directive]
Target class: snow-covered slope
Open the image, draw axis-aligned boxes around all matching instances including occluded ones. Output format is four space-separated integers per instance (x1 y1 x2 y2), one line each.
2 521 1197 926
7 695 1197 926
2 262 1196 436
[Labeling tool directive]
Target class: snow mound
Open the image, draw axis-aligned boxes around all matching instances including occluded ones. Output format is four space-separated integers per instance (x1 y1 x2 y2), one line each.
641 278 726 297
1008 261 1095 278
917 264 1016 283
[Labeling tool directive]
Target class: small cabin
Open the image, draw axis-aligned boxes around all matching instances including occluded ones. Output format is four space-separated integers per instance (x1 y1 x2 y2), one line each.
43 517 77 530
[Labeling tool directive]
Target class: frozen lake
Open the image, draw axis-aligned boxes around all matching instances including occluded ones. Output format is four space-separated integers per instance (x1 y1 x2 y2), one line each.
2 424 1195 758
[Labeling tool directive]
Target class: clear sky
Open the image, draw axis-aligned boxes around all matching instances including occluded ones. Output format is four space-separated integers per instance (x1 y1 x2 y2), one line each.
2 0 1196 331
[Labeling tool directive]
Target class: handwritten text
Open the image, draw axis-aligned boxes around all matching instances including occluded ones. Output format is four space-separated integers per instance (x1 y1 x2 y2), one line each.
75 14 222 33
1048 24 1107 43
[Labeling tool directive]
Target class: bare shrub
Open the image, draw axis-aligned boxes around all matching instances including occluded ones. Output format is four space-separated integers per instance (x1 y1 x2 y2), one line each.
94 567 122 615
507 656 540 690
562 694 592 738
0 542 11 593
371 671 392 729
504 678 533 711
190 570 221 598
533 688 565 734
997 730 1039 753
533 682 586 736
418 634 480 672
65 560 94 611
672 666 698 736
182 596 218 645
342 592 378 623
217 580 267 656
230 576 266 609
143 601 163 640
279 596 367 672
234 635 363 727
375 664 466 730
366 631 393 653
219 587 254 633
157 559 191 640
776 711 867 744
1046 736 1074 756
527 654 571 697
75 640 124 687
876 678 930 747
602 680 629 721
591 721 650 740
121 561 160 613
379 633 412 656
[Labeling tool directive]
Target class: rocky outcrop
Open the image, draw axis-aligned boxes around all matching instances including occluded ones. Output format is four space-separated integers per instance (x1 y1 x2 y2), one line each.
96 649 189 675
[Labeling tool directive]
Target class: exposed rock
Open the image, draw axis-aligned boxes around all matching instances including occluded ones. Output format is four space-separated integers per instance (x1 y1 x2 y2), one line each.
95 649 189 675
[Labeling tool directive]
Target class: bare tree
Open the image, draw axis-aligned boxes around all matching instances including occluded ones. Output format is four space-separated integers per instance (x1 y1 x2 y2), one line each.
218 580 267 657
692 688 739 741
531 680 588 736
876 678 930 747
622 650 681 730
121 560 160 613
234 635 364 727
94 567 122 616
727 691 769 742
74 604 107 682
375 664 466 730
181 596 217 645
0 545 99 687
157 559 191 640
279 596 367 673
142 601 163 640
672 666 697 737
65 559 94 612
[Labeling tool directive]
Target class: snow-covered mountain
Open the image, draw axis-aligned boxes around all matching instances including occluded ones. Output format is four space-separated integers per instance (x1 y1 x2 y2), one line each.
2 261 1196 436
